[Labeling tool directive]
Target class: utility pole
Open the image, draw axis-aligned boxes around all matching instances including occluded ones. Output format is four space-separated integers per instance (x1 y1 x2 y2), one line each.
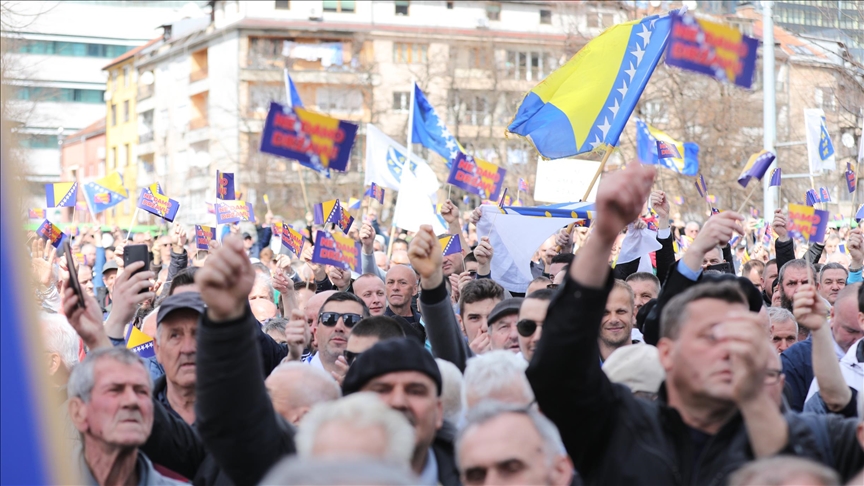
762 1 778 217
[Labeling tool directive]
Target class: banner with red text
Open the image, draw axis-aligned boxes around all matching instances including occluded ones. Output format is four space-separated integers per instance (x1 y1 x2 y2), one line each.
446 152 507 200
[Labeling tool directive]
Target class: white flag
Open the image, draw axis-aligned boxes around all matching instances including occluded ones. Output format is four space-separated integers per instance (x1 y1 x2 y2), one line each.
858 117 864 163
804 108 836 173
364 123 438 197
392 169 447 235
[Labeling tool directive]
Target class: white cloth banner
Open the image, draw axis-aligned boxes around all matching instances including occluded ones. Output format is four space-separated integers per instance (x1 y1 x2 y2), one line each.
392 169 447 235
476 205 578 293
364 123 438 197
804 108 836 173
616 225 663 273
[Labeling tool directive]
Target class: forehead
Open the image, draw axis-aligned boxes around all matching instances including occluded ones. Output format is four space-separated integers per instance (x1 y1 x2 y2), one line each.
771 319 797 333
93 359 149 388
820 268 846 280
680 298 749 332
464 298 498 314
783 267 809 281
628 278 658 293
704 248 722 259
519 298 549 321
322 299 364 314
386 266 414 281
460 414 543 462
354 276 385 292
608 286 632 305
764 263 778 275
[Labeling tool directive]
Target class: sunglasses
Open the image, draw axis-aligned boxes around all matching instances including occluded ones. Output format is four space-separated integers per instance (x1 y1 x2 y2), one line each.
319 311 362 328
516 319 539 337
344 350 362 366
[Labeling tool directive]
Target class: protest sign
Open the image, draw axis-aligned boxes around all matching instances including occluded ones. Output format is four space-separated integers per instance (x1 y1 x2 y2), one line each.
312 230 361 273
28 209 46 219
846 163 856 193
36 220 67 248
447 152 506 200
281 223 304 256
195 225 215 250
216 171 235 200
136 185 180 222
215 200 255 224
533 159 601 203
787 204 829 244
665 12 758 89
260 101 358 174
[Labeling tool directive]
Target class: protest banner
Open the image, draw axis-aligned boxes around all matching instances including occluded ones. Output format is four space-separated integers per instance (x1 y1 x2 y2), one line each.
36 220 67 248
312 230 362 273
281 223 304 256
216 171 236 200
665 12 758 89
195 225 216 250
28 209 46 219
787 204 829 244
215 200 255 224
533 159 601 203
447 152 506 200
260 101 358 174
136 185 180 222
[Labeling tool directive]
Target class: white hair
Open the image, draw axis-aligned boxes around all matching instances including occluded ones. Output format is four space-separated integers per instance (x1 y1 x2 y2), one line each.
296 393 415 465
260 457 417 485
270 361 341 408
68 347 151 402
252 272 275 302
462 350 534 411
766 307 797 333
39 313 80 370
435 358 464 424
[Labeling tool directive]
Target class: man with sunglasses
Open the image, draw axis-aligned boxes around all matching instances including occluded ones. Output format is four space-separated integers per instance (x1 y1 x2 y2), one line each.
308 292 369 378
517 289 555 362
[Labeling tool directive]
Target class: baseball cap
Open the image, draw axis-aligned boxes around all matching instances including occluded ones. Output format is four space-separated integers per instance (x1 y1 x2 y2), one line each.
157 292 206 325
101 260 119 275
487 297 524 325
342 338 442 396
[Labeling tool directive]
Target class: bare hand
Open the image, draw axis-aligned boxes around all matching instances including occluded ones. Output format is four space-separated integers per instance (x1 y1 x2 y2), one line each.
61 280 111 350
171 223 187 253
650 190 670 223
473 236 493 274
328 266 351 290
196 235 256 322
771 209 789 242
792 284 827 331
302 243 325 281
440 200 458 225
104 261 155 332
331 355 349 385
31 238 57 288
467 207 482 226
359 222 376 254
593 162 656 243
468 329 491 355
715 312 774 405
407 225 443 282
689 212 745 257
848 229 863 266
285 309 309 361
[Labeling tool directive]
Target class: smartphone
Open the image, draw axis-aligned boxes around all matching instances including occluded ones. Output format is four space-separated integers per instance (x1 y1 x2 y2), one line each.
62 240 86 309
705 262 735 275
123 244 152 293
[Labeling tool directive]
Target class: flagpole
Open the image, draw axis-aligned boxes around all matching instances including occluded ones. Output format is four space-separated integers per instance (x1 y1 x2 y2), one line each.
736 185 760 214
582 145 614 202
126 207 140 241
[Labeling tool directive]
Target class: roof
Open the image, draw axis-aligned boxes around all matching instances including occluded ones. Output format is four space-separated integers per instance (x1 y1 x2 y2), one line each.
65 118 106 141
733 6 827 59
103 37 160 70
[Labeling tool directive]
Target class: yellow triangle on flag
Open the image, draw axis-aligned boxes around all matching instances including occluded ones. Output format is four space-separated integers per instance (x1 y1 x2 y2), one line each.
126 325 154 349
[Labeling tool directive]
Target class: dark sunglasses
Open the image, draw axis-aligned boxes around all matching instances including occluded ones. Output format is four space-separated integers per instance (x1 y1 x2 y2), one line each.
344 350 362 366
516 319 539 337
319 311 362 328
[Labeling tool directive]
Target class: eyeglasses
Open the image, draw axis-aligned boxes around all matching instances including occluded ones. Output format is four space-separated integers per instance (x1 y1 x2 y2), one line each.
765 368 783 385
319 311 362 328
516 319 539 337
344 350 362 366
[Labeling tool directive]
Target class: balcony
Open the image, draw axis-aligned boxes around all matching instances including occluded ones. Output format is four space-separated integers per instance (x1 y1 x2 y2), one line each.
139 131 154 144
189 117 208 130
138 84 153 100
190 68 208 83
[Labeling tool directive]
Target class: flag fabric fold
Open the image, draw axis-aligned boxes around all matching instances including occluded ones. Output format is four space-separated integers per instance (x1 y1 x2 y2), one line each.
364 123 439 197
438 234 463 257
737 150 776 188
45 182 78 208
635 119 699 175
695 174 707 198
83 172 128 214
411 83 463 168
804 108 836 172
769 168 782 187
507 14 673 158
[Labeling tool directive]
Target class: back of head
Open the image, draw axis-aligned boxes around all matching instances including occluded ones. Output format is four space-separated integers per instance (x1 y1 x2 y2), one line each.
459 278 505 315
296 392 414 465
39 312 81 371
463 350 533 410
259 457 418 486
168 266 199 295
660 281 747 339
602 343 665 396
526 288 556 301
351 316 406 341
435 358 464 425
727 456 840 486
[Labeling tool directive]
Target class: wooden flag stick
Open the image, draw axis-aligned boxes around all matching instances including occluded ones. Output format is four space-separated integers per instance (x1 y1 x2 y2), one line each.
386 225 398 259
126 207 140 241
582 145 614 202
297 170 312 216
736 184 760 214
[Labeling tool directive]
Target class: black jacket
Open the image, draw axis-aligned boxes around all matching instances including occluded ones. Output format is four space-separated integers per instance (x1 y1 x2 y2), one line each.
612 231 676 284
196 305 296 486
432 421 462 486
775 238 824 273
526 272 833 485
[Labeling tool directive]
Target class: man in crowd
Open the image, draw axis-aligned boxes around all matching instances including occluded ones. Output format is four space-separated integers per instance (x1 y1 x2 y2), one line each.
344 316 406 365
485 298 522 354
625 272 660 314
777 259 814 312
742 260 765 293
462 351 534 410
600 280 637 362
767 306 798 354
384 265 420 323
517 289 553 362
817 262 848 306
353 273 387 316
761 259 779 305
308 292 369 379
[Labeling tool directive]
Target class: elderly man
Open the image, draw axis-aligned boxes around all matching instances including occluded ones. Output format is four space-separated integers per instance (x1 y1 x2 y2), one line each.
384 265 420 323
342 338 460 485
485 298 522 354
456 402 573 486
816 262 847 306
462 351 534 410
767 307 798 354
67 347 184 485
777 259 815 312
625 272 660 314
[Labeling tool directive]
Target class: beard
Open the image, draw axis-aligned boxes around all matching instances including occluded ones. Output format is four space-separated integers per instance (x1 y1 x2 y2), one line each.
779 288 794 311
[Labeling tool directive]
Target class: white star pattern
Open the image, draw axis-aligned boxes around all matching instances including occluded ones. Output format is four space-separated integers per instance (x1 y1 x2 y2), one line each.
637 24 652 46
625 62 637 81
609 99 620 117
617 80 629 98
631 43 645 65
445 139 456 150
650 18 657 28
598 117 611 138
589 135 604 151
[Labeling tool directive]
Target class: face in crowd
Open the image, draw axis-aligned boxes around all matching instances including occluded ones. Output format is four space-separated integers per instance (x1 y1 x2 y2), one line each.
353 275 387 316
600 284 635 354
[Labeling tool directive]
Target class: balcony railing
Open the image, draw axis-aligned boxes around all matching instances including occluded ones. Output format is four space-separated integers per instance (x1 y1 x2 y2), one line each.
138 84 154 100
190 69 208 82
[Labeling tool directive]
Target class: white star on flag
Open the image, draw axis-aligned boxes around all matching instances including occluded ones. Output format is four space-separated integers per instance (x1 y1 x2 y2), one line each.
609 99 620 117
625 62 637 81
589 135 604 151
617 80 629 98
631 43 645 65
637 24 652 46
597 118 611 138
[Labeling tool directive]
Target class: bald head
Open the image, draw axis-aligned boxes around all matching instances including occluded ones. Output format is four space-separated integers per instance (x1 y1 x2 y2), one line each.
306 290 337 326
265 362 341 424
251 298 278 322
390 250 410 266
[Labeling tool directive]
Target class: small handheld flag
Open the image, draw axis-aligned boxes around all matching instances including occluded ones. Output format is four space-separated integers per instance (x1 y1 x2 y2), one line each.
695 174 708 198
36 220 67 248
216 171 236 200
737 150 776 188
137 184 180 222
805 189 819 207
348 197 362 211
83 171 128 214
673 196 684 205
438 234 463 257
125 325 155 359
787 204 829 244
846 163 856 193
498 188 509 209
195 225 216 250
366 183 385 204
819 187 831 203
706 195 717 204
281 223 305 256
45 182 78 208
28 209 46 219
518 178 529 193
769 168 782 187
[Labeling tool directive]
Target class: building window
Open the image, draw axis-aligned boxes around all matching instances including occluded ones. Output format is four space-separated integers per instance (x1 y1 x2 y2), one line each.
322 0 355 13
587 13 615 28
446 1 454 8
486 2 501 21
274 0 290 9
393 42 427 63
504 50 555 81
19 134 58 149
118 144 126 168
468 47 492 69
126 143 132 167
16 40 134 58
392 91 409 112
316 87 363 113
395 1 409 16
15 86 104 103
123 100 130 123
123 65 130 87
540 9 552 25
111 103 117 126
110 146 117 170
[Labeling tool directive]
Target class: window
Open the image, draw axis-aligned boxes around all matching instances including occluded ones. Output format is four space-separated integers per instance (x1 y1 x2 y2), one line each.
446 1 454 8
316 87 363 113
19 134 58 149
486 2 501 21
274 0 290 9
123 65 130 88
393 42 427 63
322 0 355 13
504 50 554 81
111 103 117 126
15 86 104 103
468 47 492 69
17 40 134 58
540 9 552 25
110 147 117 170
392 91 409 112
123 100 130 123
395 1 409 15
126 143 132 167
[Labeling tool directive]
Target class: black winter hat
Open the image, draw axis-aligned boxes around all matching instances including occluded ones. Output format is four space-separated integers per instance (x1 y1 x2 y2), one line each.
342 338 442 396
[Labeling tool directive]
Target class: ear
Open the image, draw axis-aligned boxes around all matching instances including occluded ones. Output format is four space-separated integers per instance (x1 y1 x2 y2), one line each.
68 397 88 433
289 406 310 425
456 314 465 335
550 454 575 486
47 352 62 376
656 337 675 373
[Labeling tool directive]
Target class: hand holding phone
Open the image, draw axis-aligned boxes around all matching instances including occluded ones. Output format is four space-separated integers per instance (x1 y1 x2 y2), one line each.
62 240 86 309
123 244 152 293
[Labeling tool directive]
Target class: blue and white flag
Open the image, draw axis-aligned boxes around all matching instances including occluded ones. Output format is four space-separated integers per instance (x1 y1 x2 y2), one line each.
284 70 304 108
805 108 836 173
411 83 463 169
364 123 439 197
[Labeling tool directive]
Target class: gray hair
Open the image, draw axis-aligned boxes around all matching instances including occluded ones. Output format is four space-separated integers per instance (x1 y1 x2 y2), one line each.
270 361 341 409
435 358 464 424
727 455 840 486
252 272 275 302
766 307 797 333
661 282 747 339
818 262 848 282
39 313 80 370
457 401 566 465
259 457 417 485
68 347 151 402
778 259 816 289
462 351 534 411
296 393 414 465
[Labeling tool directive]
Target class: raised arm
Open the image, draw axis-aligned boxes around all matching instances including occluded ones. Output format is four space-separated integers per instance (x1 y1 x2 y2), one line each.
526 162 654 475
359 222 386 281
194 236 296 485
410 225 473 372
651 191 676 284
772 210 796 272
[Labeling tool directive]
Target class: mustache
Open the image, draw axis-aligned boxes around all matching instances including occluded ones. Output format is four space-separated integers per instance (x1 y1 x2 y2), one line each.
116 409 145 423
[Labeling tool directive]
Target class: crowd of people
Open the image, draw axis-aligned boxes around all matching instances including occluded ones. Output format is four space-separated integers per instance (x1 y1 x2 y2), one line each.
31 161 864 485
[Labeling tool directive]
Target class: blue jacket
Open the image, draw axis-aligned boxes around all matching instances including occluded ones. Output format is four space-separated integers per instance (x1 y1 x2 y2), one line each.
781 335 814 413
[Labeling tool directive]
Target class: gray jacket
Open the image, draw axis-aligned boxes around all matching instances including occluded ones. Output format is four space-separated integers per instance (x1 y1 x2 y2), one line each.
75 448 185 485
418 279 473 373
362 251 386 280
